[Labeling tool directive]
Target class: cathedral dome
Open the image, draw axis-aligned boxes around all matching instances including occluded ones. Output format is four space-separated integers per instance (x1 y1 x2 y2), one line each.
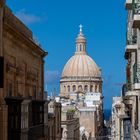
60 25 102 97
61 25 101 78
61 54 101 78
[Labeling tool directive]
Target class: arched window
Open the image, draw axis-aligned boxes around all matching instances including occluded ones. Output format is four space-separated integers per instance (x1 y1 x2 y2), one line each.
78 85 82 91
90 85 93 92
95 85 98 92
68 85 70 92
64 86 66 92
84 85 88 92
72 85 76 91
79 44 82 51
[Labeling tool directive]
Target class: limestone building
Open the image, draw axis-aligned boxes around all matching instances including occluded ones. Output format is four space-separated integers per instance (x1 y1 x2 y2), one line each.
0 1 48 140
60 25 102 97
110 1 140 139
48 100 62 140
61 107 80 140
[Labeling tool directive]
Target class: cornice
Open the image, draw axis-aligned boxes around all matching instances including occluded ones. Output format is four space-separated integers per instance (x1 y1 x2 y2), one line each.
60 76 102 83
3 6 48 58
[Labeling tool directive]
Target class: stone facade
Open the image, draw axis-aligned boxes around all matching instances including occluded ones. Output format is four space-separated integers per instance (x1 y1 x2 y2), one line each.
0 2 47 140
48 101 62 140
111 97 131 140
61 108 80 140
78 108 97 139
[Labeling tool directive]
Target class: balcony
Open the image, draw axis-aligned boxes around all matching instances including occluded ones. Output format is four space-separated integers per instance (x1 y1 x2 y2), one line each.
132 0 140 28
125 44 137 56
122 84 132 96
123 82 140 96
125 90 138 96
133 83 140 89
125 0 132 10
125 31 137 59
133 63 140 87
133 14 140 28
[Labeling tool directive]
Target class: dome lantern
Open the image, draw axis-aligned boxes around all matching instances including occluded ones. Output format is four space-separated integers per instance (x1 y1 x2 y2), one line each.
75 24 86 54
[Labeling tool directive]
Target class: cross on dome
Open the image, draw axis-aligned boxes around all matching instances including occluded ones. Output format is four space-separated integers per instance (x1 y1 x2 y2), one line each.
79 24 83 32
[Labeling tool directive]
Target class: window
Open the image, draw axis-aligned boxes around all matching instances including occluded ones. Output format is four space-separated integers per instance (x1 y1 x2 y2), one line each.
7 101 21 140
95 85 98 92
64 86 66 92
90 85 93 92
79 44 82 51
33 85 36 98
9 83 12 96
72 85 76 91
68 85 70 92
32 101 44 126
84 85 88 92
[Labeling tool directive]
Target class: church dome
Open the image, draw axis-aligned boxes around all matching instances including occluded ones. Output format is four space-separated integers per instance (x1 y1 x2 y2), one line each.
61 25 101 78
62 54 101 77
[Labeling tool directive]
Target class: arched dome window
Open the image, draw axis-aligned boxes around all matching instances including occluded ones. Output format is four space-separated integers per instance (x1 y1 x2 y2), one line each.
84 85 88 92
79 44 82 51
95 85 98 92
68 85 70 92
90 85 93 92
72 85 76 91
78 85 82 91
64 86 66 92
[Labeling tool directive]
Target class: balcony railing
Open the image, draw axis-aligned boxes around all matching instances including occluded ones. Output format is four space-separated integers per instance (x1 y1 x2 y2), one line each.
132 0 140 15
132 0 140 27
122 84 132 96
126 32 137 45
132 63 140 83
125 29 137 59
133 63 138 83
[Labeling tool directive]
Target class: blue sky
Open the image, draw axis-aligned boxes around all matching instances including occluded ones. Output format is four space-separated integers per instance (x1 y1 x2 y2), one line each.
7 0 127 109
